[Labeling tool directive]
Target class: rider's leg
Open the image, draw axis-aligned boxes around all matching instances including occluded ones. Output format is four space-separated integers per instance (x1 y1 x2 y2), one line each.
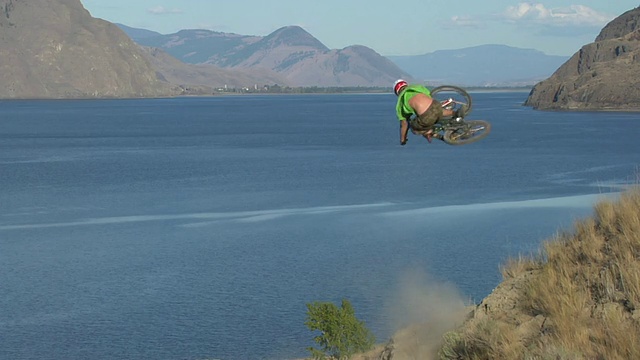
413 103 444 143
408 122 434 142
442 107 465 119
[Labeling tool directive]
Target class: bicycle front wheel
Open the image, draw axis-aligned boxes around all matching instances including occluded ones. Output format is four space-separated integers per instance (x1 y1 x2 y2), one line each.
430 85 472 117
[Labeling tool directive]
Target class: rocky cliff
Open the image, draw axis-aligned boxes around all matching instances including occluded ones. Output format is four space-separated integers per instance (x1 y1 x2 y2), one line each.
0 0 177 99
524 7 640 111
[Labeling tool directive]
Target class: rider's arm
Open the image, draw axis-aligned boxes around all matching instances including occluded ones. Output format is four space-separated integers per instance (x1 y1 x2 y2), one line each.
400 119 409 145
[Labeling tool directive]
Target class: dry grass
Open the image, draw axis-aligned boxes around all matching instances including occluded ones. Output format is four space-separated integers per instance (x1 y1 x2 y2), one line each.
439 187 640 360
499 254 540 280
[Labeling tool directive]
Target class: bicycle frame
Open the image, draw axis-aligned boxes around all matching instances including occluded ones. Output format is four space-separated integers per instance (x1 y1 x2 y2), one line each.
433 116 465 135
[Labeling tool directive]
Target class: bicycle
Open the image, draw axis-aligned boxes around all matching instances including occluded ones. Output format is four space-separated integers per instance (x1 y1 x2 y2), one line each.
428 85 491 146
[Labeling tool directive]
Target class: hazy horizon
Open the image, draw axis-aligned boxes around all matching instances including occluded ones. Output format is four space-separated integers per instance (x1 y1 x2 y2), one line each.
80 1 639 57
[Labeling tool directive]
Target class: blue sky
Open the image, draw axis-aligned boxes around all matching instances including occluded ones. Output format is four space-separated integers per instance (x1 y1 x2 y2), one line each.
79 1 639 56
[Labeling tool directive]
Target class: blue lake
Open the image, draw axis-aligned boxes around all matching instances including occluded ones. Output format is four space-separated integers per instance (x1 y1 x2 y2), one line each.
1 92 639 359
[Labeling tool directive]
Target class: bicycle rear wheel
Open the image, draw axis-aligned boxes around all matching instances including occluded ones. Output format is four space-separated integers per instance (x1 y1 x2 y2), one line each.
430 85 472 117
443 120 491 145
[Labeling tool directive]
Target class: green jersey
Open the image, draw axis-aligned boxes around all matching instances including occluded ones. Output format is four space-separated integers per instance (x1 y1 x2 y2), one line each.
395 84 431 121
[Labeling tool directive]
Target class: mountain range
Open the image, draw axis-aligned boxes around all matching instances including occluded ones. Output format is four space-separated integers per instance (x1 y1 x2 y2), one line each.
0 0 568 100
121 24 568 88
3 0 635 107
119 24 413 88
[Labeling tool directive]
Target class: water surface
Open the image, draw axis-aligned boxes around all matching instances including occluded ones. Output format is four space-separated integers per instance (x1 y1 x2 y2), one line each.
1 93 639 359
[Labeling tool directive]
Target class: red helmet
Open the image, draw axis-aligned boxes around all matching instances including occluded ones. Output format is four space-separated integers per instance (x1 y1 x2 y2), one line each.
393 79 408 96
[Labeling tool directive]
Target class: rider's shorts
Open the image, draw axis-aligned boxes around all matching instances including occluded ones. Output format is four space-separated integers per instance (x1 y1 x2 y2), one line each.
410 101 443 131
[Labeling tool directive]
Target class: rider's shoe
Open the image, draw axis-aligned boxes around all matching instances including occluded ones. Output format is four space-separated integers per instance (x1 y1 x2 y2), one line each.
424 130 442 143
424 130 434 143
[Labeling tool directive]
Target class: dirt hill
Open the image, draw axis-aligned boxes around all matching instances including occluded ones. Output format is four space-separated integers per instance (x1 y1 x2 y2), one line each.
345 187 640 360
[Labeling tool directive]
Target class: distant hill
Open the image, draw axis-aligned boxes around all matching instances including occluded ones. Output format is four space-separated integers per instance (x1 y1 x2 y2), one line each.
116 23 162 42
525 7 640 110
119 25 413 87
127 28 261 64
140 46 289 90
388 45 569 87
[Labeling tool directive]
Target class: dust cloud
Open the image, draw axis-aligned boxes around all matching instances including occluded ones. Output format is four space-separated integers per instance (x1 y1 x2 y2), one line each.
383 268 469 359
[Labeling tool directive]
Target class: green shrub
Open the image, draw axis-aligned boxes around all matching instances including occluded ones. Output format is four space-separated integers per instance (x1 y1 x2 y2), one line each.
305 299 375 359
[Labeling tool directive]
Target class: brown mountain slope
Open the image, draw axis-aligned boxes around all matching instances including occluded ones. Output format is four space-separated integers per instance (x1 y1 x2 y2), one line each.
0 0 177 99
524 7 640 111
279 45 412 87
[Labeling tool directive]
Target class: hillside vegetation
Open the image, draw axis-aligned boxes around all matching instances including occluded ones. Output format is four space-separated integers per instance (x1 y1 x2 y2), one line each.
439 187 640 359
348 187 640 360
440 188 640 359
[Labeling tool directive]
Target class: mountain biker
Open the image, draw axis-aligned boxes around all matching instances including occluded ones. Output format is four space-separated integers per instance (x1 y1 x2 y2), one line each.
394 79 457 145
